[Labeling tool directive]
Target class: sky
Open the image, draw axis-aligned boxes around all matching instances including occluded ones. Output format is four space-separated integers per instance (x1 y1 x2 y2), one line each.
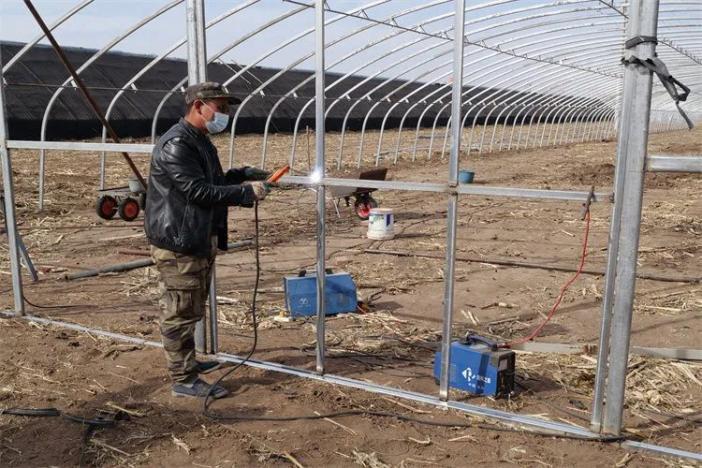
0 0 634 98
0 0 463 81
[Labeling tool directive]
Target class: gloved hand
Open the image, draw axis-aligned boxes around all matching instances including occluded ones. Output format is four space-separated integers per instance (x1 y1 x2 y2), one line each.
244 167 271 181
246 181 270 201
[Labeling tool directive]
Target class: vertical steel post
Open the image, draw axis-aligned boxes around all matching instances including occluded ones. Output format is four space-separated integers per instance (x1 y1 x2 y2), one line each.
314 0 327 374
208 267 218 353
590 0 635 432
438 0 465 401
194 0 207 81
590 0 633 431
0 54 25 315
39 150 46 210
590 99 632 433
186 0 207 85
591 0 659 436
186 0 210 353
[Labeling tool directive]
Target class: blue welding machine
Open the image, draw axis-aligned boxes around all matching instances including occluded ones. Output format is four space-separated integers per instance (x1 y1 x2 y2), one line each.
283 270 357 318
433 334 515 397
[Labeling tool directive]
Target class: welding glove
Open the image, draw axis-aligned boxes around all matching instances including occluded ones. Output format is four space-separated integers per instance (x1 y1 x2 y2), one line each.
246 181 270 201
243 167 271 181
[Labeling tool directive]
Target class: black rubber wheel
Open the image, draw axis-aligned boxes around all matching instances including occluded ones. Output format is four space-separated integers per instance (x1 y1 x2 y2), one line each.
96 195 118 220
118 197 140 222
354 195 378 220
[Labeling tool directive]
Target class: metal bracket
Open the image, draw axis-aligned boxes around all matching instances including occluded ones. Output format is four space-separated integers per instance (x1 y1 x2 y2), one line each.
624 35 658 49
621 55 693 129
580 185 595 220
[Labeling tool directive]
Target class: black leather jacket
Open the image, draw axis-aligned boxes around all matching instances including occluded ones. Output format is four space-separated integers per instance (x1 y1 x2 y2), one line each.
145 118 255 258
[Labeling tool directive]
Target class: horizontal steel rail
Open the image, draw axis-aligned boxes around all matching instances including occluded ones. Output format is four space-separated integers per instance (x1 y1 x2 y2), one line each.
280 175 610 202
646 154 702 172
7 140 155 153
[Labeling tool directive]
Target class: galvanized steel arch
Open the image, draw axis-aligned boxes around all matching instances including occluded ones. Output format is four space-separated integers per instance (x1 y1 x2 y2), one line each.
5 0 700 184
1 0 95 74
35 0 184 207
101 0 267 188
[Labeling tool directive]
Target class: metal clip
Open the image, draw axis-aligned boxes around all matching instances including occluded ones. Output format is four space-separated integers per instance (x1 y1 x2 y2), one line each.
581 186 595 220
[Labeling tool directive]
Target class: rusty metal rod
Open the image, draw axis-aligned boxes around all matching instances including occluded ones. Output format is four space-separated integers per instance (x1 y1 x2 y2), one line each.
22 0 148 190
364 248 702 284
64 239 253 280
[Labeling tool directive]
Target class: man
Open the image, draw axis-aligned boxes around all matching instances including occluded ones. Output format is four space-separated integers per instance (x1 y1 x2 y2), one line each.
145 82 270 399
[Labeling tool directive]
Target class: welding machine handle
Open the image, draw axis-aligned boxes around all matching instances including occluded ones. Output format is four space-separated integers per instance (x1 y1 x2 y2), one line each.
297 269 333 277
464 333 498 351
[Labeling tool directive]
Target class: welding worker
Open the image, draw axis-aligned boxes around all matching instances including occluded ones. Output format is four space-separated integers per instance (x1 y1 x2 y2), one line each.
145 82 270 399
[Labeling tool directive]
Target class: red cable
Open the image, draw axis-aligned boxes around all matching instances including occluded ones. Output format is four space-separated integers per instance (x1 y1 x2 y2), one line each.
501 208 592 348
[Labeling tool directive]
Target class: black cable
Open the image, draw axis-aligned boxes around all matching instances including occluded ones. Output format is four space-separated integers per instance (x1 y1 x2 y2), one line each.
1 407 118 426
202 200 260 416
1 407 60 417
23 295 94 309
1 406 124 466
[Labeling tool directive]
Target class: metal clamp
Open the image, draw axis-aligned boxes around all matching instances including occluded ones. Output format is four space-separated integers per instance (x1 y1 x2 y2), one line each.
624 35 657 49
580 185 595 220
621 54 693 129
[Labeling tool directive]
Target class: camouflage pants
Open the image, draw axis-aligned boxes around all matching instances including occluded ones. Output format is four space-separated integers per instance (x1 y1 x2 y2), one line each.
151 238 217 383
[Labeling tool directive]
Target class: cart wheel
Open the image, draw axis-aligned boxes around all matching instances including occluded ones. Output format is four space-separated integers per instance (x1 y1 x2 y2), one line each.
138 192 147 210
96 195 118 220
118 197 140 222
354 196 378 220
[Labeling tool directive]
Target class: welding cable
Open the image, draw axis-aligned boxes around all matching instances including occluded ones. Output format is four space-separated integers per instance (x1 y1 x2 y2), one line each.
1 406 121 467
22 295 95 310
202 201 261 417
501 207 592 348
0 407 120 426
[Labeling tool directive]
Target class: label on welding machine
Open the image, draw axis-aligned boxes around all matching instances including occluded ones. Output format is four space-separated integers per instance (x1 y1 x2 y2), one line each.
462 367 491 385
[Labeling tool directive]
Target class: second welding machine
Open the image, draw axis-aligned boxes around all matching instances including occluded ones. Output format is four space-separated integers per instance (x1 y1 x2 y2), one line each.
433 334 515 397
283 270 357 318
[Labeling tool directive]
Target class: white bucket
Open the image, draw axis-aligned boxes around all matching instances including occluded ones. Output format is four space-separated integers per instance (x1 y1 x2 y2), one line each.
367 208 395 240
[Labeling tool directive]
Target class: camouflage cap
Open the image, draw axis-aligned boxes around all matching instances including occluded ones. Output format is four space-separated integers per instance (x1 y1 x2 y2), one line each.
184 81 242 106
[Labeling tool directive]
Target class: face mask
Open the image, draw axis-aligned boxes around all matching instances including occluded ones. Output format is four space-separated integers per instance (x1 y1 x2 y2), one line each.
200 101 230 134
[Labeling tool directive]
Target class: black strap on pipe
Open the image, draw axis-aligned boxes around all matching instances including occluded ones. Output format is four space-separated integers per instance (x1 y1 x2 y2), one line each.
624 35 658 49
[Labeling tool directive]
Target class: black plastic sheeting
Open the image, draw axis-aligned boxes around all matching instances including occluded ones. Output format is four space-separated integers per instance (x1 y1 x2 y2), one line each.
2 41 603 140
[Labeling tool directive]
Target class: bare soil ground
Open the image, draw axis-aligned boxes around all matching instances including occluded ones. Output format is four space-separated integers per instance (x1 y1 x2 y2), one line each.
1 124 700 467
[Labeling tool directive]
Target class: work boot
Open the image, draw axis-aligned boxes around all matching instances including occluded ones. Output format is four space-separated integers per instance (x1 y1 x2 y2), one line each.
171 378 229 399
195 360 222 374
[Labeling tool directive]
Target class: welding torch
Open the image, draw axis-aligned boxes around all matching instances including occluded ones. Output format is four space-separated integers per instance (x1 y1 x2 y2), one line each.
267 165 290 184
